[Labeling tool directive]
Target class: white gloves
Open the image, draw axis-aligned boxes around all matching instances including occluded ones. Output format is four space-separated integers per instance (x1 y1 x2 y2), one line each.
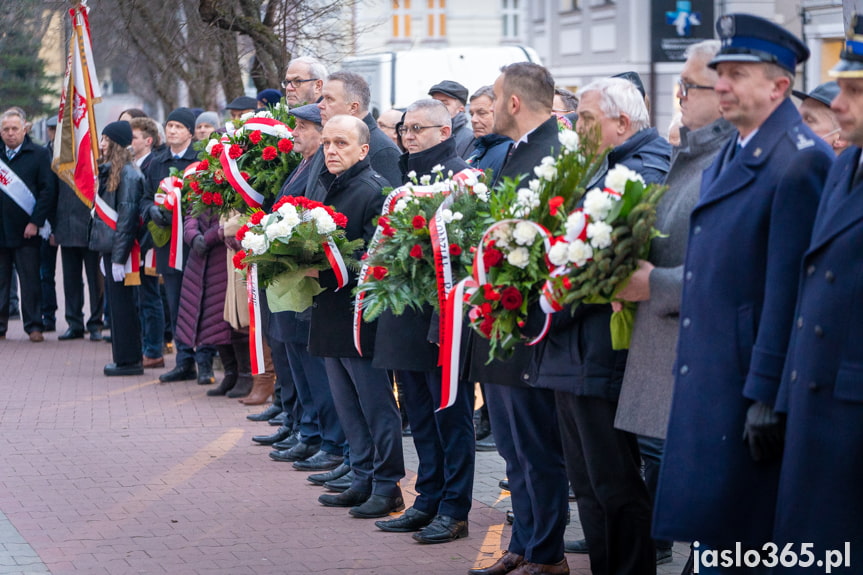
112 262 126 282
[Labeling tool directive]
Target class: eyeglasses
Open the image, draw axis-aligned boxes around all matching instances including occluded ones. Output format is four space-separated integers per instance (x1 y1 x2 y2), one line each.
397 124 443 136
281 78 318 89
677 78 714 98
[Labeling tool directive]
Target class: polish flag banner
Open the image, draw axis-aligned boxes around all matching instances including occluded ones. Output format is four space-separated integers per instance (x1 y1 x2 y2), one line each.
52 1 101 208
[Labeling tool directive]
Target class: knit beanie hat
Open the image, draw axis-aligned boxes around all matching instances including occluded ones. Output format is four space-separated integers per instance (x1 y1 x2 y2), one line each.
195 111 220 129
102 121 133 147
166 107 195 135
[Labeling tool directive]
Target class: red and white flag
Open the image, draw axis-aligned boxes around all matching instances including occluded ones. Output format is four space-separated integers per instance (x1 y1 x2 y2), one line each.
52 1 101 207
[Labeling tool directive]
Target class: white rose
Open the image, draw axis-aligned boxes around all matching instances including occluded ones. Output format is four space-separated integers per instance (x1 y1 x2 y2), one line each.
452 211 463 221
273 125 291 140
513 221 538 246
548 241 570 266
491 225 513 247
456 169 478 187
516 188 540 210
565 210 587 241
474 182 489 201
506 247 530 269
432 164 445 174
567 240 593 267
277 203 301 227
440 209 454 224
420 174 432 185
241 231 269 255
310 207 336 234
240 111 255 122
265 219 295 241
604 164 644 196
393 199 409 213
583 188 614 220
255 110 273 119
224 122 236 136
406 170 417 181
533 156 557 181
587 221 613 250
528 178 541 192
558 129 580 153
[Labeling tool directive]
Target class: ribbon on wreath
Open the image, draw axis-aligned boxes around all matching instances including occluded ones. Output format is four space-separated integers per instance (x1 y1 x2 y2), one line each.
93 192 141 286
220 119 293 209
247 263 265 375
352 184 445 356
156 175 184 271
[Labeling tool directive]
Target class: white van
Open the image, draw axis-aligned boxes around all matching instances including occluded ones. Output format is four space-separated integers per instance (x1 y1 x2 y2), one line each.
339 45 542 117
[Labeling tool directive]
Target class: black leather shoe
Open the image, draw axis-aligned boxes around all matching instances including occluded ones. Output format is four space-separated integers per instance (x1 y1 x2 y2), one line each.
412 514 468 544
252 426 292 446
104 362 144 376
268 412 288 426
499 478 509 491
468 551 524 575
323 470 355 492
272 432 300 451
247 405 282 422
58 328 84 341
268 442 320 462
197 363 215 385
89 330 102 341
318 487 370 508
308 462 351 486
506 510 514 525
159 362 197 383
292 450 343 471
375 507 433 532
349 493 404 518
476 433 497 452
564 538 588 554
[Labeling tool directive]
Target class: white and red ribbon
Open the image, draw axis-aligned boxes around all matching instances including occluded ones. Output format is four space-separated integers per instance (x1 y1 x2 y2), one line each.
247 264 265 375
158 176 184 271
438 277 478 410
92 192 141 281
322 237 348 290
220 119 292 209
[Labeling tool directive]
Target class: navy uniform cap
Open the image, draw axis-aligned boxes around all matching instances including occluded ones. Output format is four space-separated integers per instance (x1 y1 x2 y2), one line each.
710 13 809 73
831 14 863 78
792 82 840 108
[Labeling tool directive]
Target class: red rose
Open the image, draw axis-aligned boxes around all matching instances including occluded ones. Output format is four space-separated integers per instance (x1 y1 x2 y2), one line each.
449 244 462 256
249 211 265 225
483 284 501 301
213 193 224 206
198 159 209 171
240 171 250 180
333 213 348 227
213 170 225 184
412 215 427 229
236 224 249 241
228 144 243 159
372 266 387 280
201 192 213 204
248 130 262 144
562 277 572 290
272 197 288 211
262 146 278 161
500 287 524 310
479 315 495 338
409 244 423 259
190 181 201 193
232 250 247 270
480 302 493 315
278 138 294 154
382 226 395 237
549 195 565 216
173 179 183 188
483 246 504 270
210 143 224 157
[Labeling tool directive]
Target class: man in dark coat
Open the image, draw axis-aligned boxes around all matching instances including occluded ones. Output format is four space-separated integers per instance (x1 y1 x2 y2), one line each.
373 98 474 544
308 115 405 519
0 108 55 341
264 104 348 477
142 108 216 384
305 71 402 202
467 63 570 575
771 26 863 573
428 80 475 159
653 14 834 564
466 85 512 177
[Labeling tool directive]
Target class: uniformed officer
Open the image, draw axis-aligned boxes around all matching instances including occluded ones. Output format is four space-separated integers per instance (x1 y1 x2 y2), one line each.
772 16 863 573
652 13 834 570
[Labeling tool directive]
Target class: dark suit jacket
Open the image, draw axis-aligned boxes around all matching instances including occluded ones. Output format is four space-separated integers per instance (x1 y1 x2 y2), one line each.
0 137 55 248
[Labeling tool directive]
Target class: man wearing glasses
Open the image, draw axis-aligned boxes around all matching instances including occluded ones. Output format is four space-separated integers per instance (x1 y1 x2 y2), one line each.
282 56 327 107
612 39 735 567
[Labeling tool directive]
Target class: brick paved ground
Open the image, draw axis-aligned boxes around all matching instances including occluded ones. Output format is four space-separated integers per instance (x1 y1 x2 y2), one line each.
0 303 689 574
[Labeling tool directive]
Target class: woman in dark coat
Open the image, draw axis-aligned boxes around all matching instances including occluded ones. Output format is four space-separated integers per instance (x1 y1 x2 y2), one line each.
88 122 145 376
173 210 233 383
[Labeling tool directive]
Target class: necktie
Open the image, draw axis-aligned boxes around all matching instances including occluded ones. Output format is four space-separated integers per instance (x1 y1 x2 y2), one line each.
173 154 181 160
6 148 16 160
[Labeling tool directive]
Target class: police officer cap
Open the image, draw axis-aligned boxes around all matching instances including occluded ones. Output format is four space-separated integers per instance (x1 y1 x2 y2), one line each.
831 14 863 78
710 13 809 73
289 103 322 126
792 82 840 108
428 80 469 105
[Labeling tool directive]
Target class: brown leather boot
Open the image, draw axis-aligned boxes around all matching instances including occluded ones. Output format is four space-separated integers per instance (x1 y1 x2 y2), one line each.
509 558 569 575
469 551 524 575
240 373 275 405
